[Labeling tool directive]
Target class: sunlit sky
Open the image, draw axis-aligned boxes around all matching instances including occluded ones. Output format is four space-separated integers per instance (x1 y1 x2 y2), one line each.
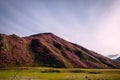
0 0 120 58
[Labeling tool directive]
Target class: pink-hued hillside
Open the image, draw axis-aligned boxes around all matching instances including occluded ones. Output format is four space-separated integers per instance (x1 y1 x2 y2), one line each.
0 33 119 68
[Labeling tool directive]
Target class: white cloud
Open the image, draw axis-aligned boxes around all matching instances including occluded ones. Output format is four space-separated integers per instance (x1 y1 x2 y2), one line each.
92 1 120 56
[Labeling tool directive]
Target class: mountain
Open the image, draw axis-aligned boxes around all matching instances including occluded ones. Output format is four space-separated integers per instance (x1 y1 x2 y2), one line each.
0 33 120 68
115 57 120 62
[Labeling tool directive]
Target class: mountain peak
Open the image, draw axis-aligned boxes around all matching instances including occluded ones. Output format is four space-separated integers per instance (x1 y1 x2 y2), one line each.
30 32 55 37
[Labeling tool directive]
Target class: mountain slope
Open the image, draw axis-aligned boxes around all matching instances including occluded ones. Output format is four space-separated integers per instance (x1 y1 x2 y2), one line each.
0 34 33 67
0 33 119 68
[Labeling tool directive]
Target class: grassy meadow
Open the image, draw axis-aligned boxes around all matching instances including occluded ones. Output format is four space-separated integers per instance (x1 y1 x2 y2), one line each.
0 67 120 80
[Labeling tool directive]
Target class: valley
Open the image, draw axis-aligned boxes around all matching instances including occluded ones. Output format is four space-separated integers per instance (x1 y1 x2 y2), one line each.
0 67 120 80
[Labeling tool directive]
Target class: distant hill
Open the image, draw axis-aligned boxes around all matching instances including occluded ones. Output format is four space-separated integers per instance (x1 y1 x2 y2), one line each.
0 33 120 68
115 57 120 62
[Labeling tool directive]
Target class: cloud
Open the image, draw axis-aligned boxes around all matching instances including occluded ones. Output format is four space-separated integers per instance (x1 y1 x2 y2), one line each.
92 0 120 56
108 54 119 59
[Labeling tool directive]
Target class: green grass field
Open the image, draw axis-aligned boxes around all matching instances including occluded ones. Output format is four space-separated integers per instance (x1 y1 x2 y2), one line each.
0 67 120 80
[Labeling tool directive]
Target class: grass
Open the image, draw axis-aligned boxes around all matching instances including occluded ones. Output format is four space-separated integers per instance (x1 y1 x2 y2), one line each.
0 67 120 80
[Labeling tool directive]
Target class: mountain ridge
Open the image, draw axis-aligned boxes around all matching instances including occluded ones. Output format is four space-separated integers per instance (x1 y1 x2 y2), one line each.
0 33 120 68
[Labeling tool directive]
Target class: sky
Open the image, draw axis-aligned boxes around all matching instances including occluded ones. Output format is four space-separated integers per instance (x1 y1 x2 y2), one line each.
0 0 120 58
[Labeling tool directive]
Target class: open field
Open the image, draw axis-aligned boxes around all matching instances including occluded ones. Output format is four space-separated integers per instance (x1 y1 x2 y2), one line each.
0 67 120 80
